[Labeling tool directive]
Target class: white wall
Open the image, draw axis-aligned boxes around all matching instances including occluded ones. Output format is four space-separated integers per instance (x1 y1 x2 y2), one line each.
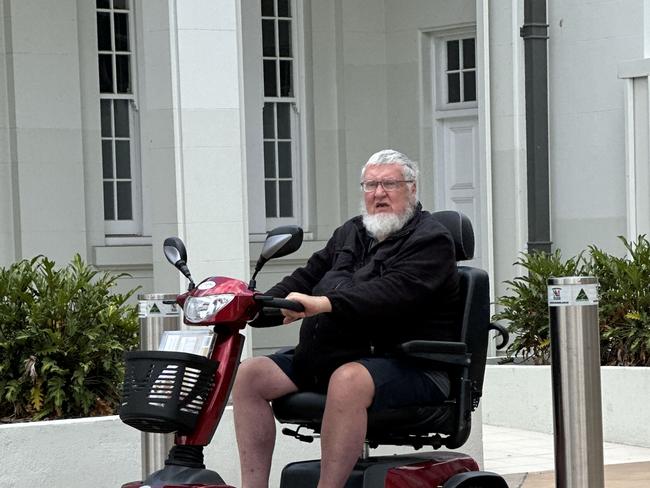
547 0 644 257
0 0 88 266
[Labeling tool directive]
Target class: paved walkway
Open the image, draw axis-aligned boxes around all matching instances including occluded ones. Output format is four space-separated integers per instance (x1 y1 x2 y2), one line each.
483 425 650 487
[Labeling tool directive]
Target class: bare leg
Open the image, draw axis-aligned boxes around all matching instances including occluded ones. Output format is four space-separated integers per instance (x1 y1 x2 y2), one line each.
317 362 375 488
233 356 298 488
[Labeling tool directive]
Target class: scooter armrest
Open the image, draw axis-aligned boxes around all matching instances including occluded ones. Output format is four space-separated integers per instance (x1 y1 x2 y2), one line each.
397 340 470 367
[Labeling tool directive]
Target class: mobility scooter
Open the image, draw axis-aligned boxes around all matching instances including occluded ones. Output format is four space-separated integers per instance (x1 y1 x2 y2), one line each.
119 210 509 487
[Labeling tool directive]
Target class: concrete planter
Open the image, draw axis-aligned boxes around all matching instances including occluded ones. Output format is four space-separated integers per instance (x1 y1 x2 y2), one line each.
482 364 650 448
0 406 483 487
0 416 141 487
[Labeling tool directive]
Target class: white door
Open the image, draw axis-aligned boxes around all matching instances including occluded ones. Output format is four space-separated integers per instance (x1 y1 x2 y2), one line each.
439 116 481 268
430 32 484 269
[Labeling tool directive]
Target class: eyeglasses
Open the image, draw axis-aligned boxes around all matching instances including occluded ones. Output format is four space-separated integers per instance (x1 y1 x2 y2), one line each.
360 180 414 192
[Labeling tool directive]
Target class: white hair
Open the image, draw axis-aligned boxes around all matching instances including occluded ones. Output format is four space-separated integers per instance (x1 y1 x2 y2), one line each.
360 149 419 183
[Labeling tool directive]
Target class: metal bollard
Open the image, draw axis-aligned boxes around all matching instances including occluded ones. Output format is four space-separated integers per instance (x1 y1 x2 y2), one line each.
137 293 181 479
547 277 604 488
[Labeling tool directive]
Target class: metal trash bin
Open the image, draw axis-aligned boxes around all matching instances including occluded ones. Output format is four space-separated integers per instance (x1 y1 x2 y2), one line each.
547 277 604 488
137 293 182 478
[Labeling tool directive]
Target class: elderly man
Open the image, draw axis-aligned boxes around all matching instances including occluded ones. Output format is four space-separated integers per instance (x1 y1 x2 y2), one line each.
233 149 460 488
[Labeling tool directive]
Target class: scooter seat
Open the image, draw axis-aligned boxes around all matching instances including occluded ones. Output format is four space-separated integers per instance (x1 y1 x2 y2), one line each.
273 391 455 441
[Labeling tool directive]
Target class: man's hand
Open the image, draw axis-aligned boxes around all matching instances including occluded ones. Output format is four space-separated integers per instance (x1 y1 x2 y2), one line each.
281 292 332 324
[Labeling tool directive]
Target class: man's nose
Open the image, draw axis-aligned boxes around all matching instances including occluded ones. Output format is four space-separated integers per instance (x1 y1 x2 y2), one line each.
373 184 387 197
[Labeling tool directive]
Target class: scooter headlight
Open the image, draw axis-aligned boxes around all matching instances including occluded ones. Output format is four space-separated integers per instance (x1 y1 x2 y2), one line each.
184 294 235 323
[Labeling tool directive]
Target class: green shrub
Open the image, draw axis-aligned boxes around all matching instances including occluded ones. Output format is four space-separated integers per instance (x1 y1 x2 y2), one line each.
493 250 585 364
0 255 139 421
494 236 650 366
587 237 650 366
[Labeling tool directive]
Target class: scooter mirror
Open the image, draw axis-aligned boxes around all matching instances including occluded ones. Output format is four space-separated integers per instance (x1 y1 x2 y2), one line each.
260 225 303 260
163 237 195 290
249 226 303 290
163 237 188 266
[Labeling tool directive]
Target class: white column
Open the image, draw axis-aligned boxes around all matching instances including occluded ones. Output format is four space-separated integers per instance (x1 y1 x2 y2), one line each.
140 0 249 295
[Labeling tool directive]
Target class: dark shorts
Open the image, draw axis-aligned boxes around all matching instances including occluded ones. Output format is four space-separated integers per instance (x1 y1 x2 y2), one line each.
267 351 449 412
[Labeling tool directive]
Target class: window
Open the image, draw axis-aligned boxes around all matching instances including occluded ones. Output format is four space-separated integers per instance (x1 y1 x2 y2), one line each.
444 37 476 106
96 0 140 235
261 0 301 224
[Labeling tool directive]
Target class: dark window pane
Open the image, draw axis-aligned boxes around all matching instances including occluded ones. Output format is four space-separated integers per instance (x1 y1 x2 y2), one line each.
102 141 113 178
464 71 476 102
114 13 129 51
447 40 459 71
264 60 277 97
262 19 275 57
261 0 274 16
98 54 113 93
97 13 111 51
116 54 131 93
114 0 128 9
263 103 275 138
264 142 276 177
114 99 130 137
116 181 133 220
100 99 112 137
265 181 277 218
278 0 290 17
278 141 291 178
103 181 115 220
279 181 293 217
278 20 291 57
115 140 131 178
97 0 110 8
448 73 460 103
276 103 290 139
463 38 475 69
279 60 293 97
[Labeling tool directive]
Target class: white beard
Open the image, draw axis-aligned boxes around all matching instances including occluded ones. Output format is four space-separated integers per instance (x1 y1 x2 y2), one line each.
361 204 416 241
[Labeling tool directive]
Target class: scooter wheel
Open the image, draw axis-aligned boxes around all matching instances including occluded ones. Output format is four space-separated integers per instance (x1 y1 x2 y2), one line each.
442 471 509 488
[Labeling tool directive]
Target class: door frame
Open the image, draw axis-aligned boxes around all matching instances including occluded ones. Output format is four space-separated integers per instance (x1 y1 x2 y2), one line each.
418 2 494 334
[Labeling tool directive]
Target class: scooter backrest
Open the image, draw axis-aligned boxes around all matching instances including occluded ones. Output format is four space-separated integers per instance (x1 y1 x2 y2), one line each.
431 210 474 262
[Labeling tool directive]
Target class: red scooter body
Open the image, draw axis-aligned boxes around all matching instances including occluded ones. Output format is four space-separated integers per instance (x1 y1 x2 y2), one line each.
120 275 254 488
120 230 307 488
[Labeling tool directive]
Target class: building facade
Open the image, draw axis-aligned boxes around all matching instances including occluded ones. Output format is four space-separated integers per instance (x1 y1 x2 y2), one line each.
1 0 649 355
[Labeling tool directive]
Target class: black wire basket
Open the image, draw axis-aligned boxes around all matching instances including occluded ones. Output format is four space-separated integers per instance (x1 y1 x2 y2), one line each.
119 351 219 434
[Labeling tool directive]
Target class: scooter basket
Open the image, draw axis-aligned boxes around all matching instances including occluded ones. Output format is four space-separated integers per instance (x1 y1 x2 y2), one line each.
120 351 218 434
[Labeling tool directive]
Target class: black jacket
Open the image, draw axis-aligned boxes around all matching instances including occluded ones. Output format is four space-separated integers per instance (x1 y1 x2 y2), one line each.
254 204 461 389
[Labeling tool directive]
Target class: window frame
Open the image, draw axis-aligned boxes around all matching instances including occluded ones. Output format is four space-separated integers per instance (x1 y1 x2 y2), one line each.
260 0 305 230
96 0 143 236
436 33 478 112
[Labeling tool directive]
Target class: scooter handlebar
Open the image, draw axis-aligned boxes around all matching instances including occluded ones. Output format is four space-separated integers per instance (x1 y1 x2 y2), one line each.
254 295 305 312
